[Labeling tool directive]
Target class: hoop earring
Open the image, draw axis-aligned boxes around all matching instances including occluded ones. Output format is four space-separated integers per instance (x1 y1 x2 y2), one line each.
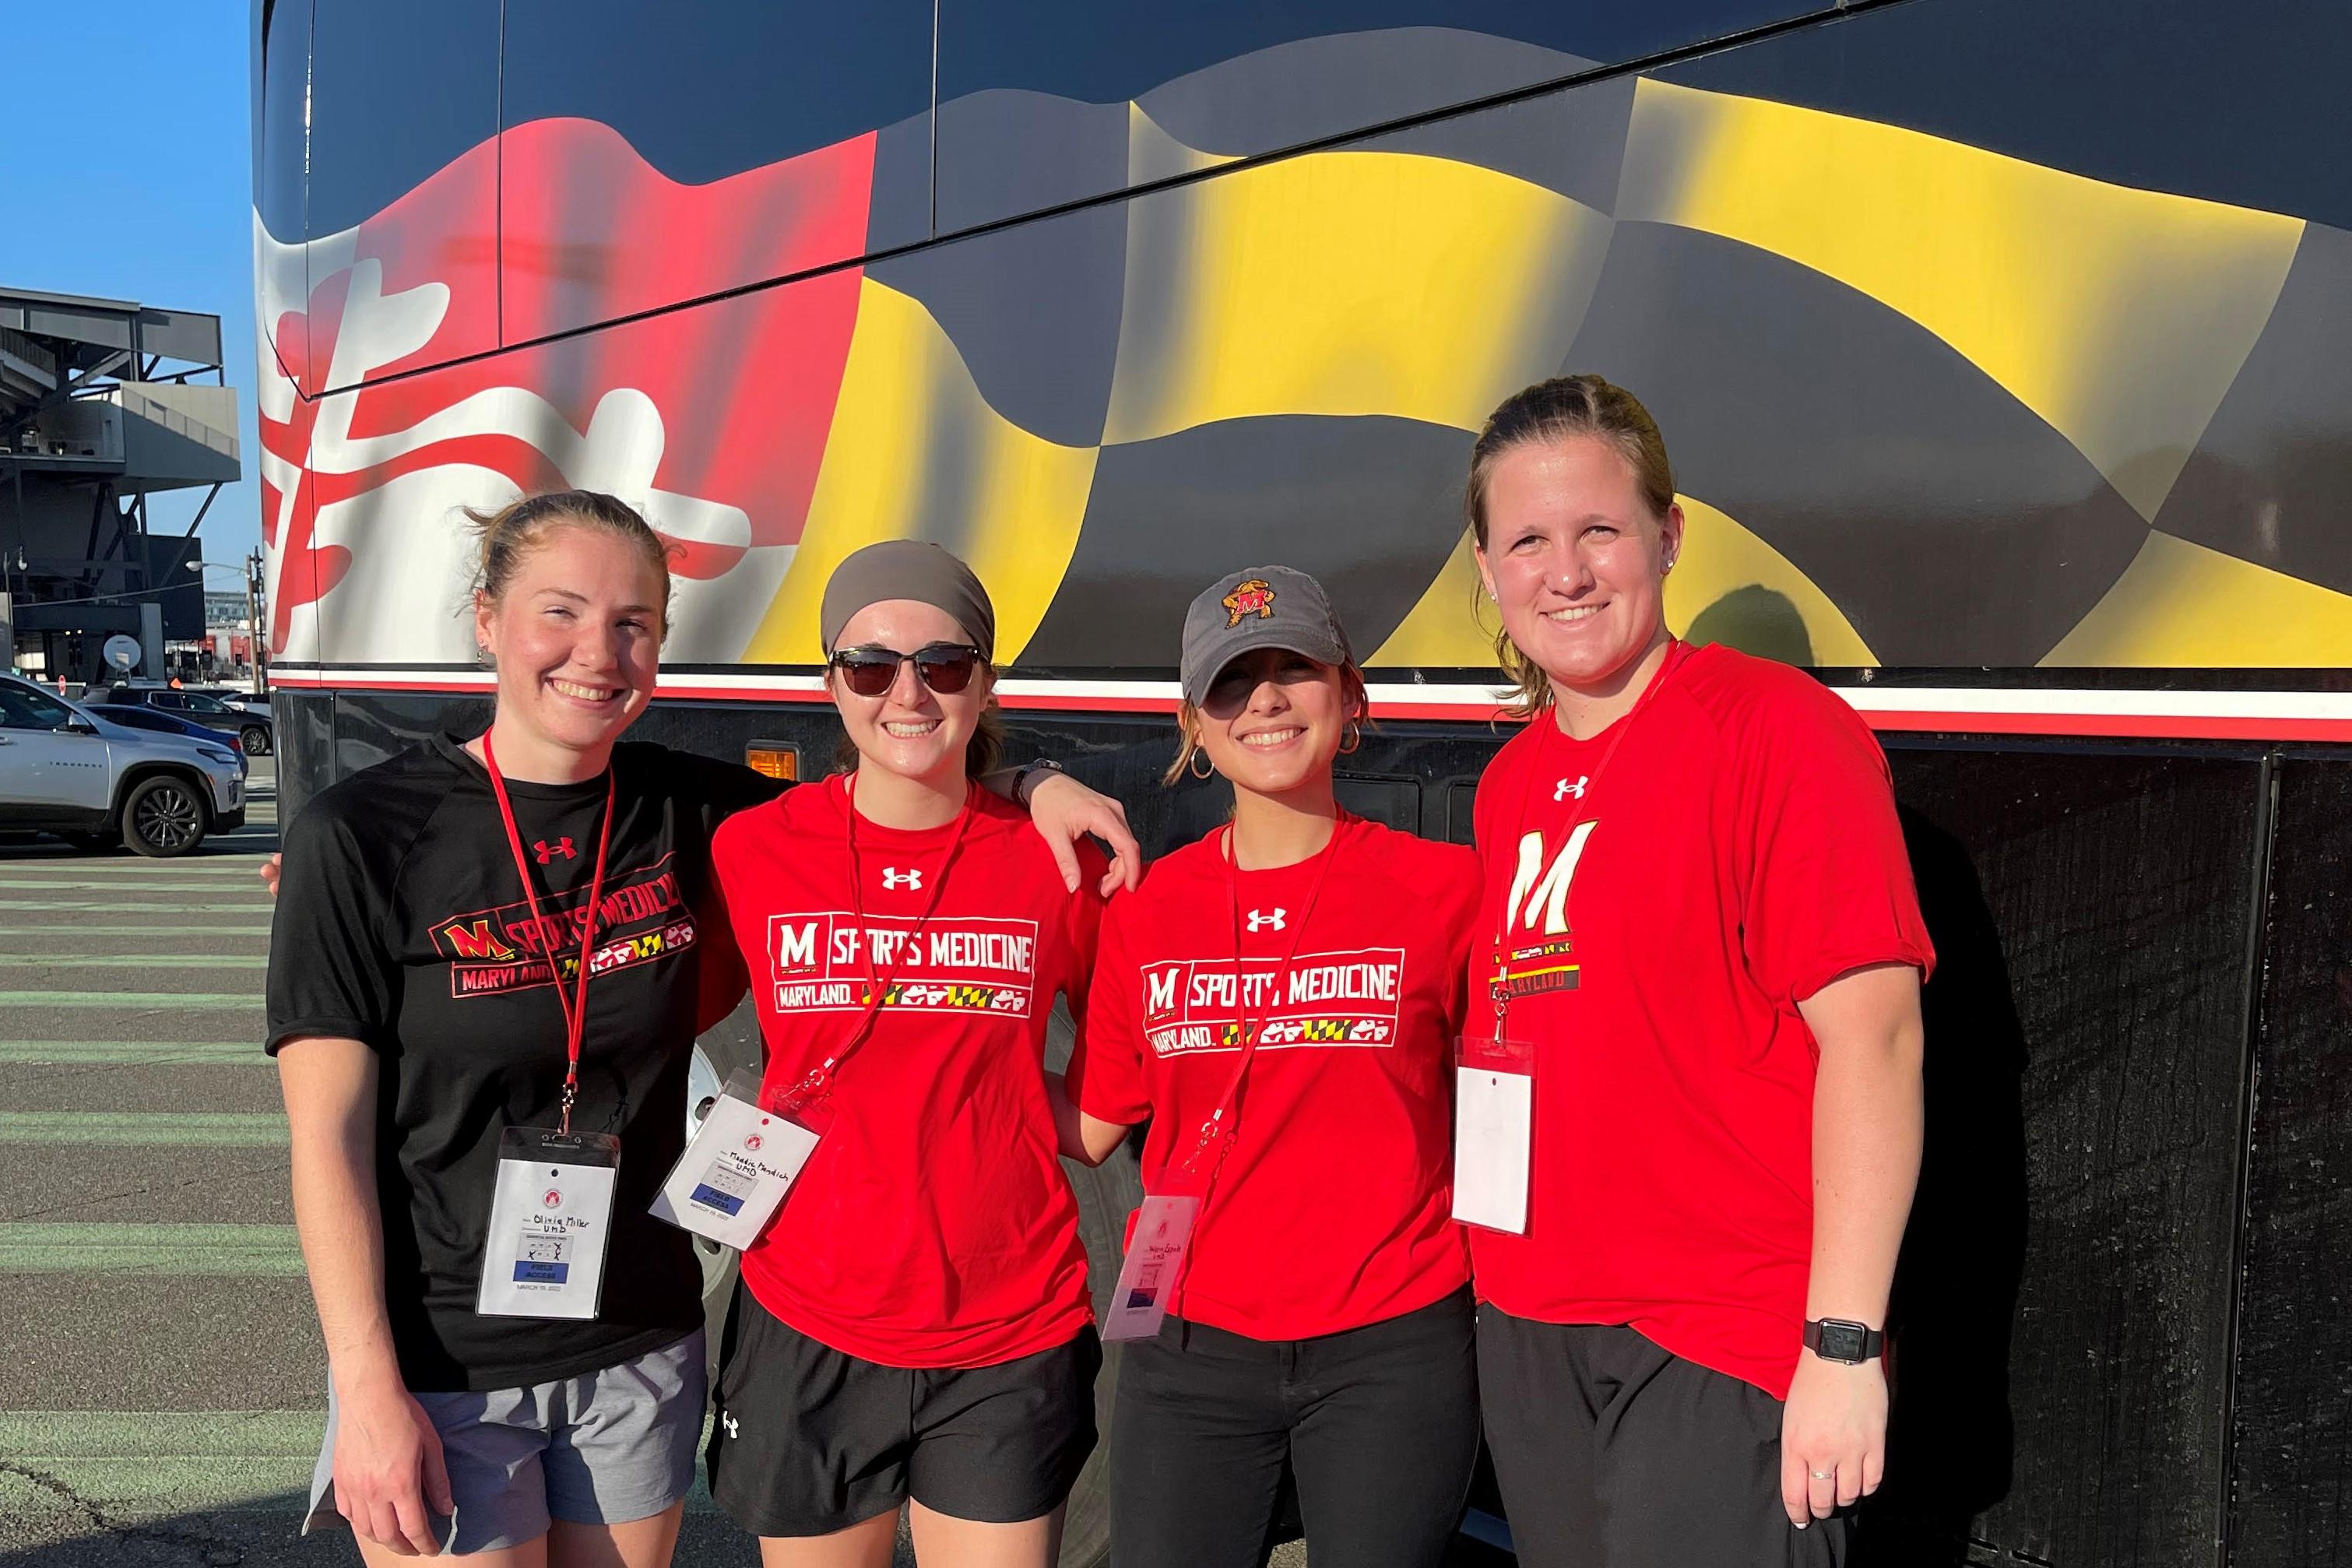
1338 719 1362 755
1188 748 1215 781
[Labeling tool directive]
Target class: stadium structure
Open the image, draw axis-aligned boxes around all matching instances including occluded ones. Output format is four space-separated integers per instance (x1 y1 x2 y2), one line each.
0 287 241 681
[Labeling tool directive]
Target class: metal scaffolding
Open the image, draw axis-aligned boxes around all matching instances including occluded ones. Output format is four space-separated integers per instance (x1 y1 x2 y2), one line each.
0 287 242 682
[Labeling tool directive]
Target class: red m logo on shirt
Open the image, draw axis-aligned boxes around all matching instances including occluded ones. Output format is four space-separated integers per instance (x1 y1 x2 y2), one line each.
443 919 519 962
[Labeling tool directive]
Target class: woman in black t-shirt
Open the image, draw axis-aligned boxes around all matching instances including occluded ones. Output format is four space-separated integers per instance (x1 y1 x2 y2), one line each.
267 490 1136 1567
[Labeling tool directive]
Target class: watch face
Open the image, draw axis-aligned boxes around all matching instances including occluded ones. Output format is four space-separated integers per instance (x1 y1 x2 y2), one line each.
1816 1320 1869 1362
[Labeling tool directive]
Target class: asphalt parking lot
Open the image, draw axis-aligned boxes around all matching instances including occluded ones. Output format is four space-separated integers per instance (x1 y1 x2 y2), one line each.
0 759 771 1567
0 760 1492 1566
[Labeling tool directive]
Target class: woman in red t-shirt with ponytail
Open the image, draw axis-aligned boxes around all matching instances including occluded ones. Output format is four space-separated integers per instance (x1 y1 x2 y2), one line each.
1461 375 1934 1566
1060 566 1483 1568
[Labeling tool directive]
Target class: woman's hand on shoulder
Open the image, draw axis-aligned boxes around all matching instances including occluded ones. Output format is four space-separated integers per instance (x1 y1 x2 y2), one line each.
259 852 282 898
1025 772 1142 896
332 1367 455 1555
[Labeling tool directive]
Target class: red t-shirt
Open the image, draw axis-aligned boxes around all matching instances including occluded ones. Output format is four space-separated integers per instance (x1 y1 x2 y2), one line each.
1470 643 1934 1398
1067 816 1478 1341
713 775 1103 1369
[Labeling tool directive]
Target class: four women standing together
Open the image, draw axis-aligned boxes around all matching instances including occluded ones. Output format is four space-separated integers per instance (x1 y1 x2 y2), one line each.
269 374 1931 1568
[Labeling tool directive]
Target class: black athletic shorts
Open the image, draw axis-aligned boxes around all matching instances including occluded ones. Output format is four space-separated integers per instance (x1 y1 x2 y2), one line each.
1477 1310 1847 1568
705 1282 1102 1537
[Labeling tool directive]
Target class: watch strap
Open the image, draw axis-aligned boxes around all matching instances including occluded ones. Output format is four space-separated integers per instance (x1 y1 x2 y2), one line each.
1013 758 1066 803
1802 1318 1885 1362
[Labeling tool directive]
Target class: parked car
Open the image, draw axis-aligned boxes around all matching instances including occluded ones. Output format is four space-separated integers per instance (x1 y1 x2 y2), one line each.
87 703 259 759
0 676 246 856
103 684 273 755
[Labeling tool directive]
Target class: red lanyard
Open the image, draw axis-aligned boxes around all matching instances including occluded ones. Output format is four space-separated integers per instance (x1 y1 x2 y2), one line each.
483 732 617 1136
1489 638 1689 1034
776 776 975 1113
1176 813 1349 1180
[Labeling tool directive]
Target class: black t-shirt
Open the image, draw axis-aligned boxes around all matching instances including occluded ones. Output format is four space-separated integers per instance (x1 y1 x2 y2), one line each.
266 733 780 1392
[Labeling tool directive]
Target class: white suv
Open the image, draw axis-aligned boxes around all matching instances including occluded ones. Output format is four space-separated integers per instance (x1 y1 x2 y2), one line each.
0 675 247 856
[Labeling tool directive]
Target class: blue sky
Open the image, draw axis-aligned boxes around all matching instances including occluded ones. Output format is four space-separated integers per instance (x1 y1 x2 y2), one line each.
5 4 262 568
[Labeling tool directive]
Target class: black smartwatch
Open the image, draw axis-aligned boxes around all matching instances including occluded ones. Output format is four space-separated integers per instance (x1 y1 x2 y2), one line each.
1011 758 1067 803
1803 1318 1884 1364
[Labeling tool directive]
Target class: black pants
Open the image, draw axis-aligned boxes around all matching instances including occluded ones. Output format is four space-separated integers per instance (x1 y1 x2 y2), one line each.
1109 1288 1478 1568
1478 1311 1846 1568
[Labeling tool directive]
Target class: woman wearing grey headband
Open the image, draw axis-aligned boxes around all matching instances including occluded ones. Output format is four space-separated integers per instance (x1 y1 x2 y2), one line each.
1057 565 1485 1568
701 540 1115 1568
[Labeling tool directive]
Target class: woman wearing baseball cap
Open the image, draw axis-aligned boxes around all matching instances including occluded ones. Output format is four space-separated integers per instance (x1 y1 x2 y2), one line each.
1060 566 1484 1568
702 540 1110 1568
1461 376 1933 1565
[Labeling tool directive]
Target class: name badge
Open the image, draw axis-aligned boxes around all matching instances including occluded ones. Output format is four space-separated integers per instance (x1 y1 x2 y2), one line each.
1452 1035 1534 1235
477 1127 620 1320
649 1069 821 1250
1101 1194 1201 1342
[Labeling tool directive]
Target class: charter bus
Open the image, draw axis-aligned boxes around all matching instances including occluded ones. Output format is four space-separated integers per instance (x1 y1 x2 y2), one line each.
254 1 2352 1562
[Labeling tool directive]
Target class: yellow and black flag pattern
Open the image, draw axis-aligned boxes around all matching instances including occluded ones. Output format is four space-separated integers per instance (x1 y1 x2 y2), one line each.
745 8 2352 681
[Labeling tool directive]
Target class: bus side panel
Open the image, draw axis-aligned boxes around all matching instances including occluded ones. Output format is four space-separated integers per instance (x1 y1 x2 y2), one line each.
289 688 2329 1566
2231 757 2352 1568
1869 748 2264 1566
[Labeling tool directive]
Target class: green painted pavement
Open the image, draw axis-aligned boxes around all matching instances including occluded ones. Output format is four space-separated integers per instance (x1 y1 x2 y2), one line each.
0 1040 257 1064
0 990 259 1008
0 1112 284 1145
0 1412 319 1516
0 924 271 935
0 1409 321 1457
0 1222 302 1274
0 953 268 969
0 902 276 913
0 880 276 892
0 862 276 875
0 1412 726 1517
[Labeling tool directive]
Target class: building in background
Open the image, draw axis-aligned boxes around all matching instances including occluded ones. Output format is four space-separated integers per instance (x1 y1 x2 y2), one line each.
0 287 241 684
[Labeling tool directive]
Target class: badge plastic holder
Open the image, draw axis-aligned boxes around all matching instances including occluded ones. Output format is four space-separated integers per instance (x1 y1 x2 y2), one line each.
1452 1035 1535 1236
649 1067 821 1250
1101 1194 1201 1342
476 1126 621 1320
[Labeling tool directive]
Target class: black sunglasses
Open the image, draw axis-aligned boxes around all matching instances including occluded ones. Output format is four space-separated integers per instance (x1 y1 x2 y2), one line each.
828 642 985 698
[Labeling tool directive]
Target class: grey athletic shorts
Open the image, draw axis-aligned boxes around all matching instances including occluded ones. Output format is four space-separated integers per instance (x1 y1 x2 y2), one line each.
302 1329 706 1555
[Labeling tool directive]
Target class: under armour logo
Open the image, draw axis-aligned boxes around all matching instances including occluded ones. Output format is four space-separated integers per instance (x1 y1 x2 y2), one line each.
534 837 576 863
882 867 922 891
721 1411 739 1439
1554 776 1589 803
1246 909 1286 932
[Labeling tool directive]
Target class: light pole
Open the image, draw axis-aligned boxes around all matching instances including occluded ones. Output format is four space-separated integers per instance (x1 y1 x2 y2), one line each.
181 557 266 694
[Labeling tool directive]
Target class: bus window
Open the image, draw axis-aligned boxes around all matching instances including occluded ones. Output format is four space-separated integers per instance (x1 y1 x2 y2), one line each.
252 1 306 255
935 0 1808 231
306 0 501 384
498 0 934 342
252 0 308 385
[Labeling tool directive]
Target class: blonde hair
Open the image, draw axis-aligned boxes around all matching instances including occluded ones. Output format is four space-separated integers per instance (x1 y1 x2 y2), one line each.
467 489 675 641
1464 376 1675 719
1163 663 1369 786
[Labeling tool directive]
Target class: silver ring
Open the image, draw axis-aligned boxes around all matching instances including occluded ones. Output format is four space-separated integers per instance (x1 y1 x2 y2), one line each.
1809 1469 1833 1481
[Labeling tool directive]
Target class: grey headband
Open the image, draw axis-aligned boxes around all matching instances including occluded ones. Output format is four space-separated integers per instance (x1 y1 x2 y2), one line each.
820 540 996 663
1180 565 1355 708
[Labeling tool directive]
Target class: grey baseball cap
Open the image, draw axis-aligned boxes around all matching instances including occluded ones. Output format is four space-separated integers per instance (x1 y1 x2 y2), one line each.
1179 565 1355 708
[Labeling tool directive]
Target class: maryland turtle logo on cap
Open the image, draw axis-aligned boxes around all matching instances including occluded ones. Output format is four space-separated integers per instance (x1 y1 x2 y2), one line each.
1222 578 1277 628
